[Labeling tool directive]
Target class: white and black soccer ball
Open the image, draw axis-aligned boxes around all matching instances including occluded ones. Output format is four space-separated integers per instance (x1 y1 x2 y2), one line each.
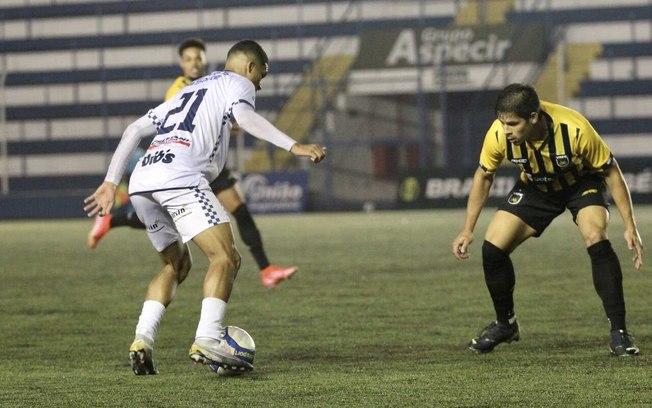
209 326 255 376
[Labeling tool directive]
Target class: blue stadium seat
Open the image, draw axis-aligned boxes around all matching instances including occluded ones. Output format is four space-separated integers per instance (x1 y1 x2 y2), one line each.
9 175 102 192
578 79 652 97
5 59 310 86
0 0 329 20
6 94 288 121
592 118 652 135
507 5 651 25
0 16 452 53
602 42 652 58
7 138 120 155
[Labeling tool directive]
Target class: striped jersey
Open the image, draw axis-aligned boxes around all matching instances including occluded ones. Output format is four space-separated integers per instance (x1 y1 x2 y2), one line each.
129 71 255 194
479 101 613 192
165 76 193 101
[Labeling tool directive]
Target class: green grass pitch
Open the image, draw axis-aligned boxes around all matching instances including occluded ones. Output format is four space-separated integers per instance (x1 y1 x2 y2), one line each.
1 207 651 407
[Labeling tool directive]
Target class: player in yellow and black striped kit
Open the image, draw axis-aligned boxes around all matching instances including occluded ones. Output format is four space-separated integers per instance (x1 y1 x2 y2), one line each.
452 83 644 356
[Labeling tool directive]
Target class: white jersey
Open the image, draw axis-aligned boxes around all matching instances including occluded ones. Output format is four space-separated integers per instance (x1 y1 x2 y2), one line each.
129 71 255 194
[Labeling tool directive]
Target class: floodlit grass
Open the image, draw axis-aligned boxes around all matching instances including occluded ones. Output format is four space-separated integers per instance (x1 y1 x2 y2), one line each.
1 207 651 407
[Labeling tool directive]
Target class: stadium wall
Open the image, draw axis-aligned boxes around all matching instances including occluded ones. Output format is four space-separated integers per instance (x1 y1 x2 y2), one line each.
0 0 651 218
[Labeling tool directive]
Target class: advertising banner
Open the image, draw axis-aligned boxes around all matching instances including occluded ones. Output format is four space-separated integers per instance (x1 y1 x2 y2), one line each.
397 167 519 209
350 23 547 93
397 161 652 209
240 171 309 213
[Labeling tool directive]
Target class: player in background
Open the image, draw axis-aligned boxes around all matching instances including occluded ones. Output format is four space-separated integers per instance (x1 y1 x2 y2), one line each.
88 37 298 288
84 39 326 375
452 83 643 357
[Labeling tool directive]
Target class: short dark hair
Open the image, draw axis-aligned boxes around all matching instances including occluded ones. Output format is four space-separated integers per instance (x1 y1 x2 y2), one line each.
495 83 540 119
178 37 206 56
227 39 268 65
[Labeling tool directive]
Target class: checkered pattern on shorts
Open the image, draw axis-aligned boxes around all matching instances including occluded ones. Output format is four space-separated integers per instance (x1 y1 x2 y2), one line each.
194 188 220 225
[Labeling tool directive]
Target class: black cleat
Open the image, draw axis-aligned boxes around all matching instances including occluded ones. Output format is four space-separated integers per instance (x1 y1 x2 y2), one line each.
468 320 520 353
609 329 640 357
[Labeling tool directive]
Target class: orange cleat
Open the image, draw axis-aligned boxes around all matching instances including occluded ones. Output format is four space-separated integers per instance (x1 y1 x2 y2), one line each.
87 214 113 249
261 265 298 288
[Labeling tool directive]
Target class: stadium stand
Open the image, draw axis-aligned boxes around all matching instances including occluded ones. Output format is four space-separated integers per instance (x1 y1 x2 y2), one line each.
509 0 652 159
0 0 650 217
0 0 461 217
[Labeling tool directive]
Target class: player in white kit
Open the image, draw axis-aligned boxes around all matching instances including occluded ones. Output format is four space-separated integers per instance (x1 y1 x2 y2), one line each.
84 40 326 375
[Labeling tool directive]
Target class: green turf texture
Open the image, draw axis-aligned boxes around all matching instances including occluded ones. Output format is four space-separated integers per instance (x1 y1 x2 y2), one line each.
1 208 650 407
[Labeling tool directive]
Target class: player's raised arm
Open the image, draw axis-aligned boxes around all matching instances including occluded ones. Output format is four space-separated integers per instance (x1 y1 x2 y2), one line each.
231 103 326 163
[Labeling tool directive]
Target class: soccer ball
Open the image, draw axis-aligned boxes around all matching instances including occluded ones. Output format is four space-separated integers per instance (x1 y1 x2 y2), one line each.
209 326 255 376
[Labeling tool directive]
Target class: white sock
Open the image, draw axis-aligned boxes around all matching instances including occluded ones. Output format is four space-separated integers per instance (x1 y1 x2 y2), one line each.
134 300 166 343
195 297 227 339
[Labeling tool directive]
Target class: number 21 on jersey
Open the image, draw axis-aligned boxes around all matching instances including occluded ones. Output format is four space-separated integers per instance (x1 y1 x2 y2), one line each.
158 89 207 135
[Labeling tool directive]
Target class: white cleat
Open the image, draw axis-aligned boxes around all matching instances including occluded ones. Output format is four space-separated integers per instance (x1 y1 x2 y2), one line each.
189 337 253 371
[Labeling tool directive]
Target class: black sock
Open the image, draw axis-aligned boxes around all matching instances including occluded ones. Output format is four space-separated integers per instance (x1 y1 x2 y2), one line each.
127 211 146 229
232 204 269 270
482 241 516 324
109 213 129 228
588 240 626 331
109 211 145 229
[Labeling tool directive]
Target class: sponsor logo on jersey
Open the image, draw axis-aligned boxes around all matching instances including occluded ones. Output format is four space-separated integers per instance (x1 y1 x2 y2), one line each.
510 158 528 165
149 135 191 149
526 173 555 183
581 188 598 197
141 149 175 167
555 155 570 168
508 191 523 204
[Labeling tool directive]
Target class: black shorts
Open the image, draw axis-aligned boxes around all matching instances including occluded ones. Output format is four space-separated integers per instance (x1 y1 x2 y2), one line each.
209 168 237 194
497 174 609 236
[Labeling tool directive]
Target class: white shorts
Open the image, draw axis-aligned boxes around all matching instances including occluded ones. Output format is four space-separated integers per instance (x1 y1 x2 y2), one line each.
130 181 230 252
